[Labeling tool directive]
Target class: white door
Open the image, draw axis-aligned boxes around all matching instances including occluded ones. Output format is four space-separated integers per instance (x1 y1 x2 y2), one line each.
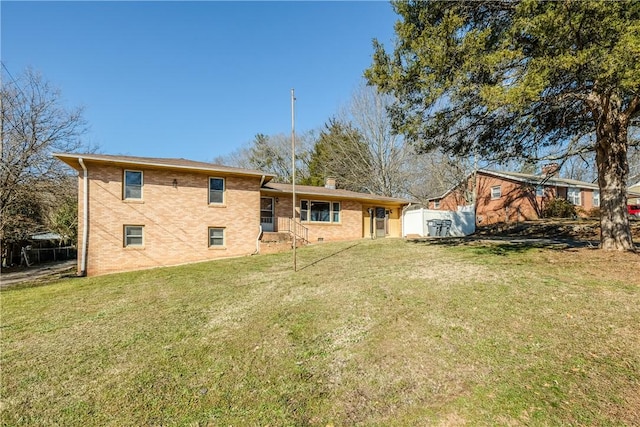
260 197 274 232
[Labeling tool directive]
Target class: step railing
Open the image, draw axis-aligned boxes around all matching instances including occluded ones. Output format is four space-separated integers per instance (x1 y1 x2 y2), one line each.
276 217 309 244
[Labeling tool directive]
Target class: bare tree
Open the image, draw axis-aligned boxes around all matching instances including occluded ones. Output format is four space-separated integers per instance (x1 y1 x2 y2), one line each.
1 67 87 264
404 150 474 203
215 131 315 183
339 84 411 197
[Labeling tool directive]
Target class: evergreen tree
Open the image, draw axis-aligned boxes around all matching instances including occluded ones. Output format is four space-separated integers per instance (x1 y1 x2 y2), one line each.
366 0 640 250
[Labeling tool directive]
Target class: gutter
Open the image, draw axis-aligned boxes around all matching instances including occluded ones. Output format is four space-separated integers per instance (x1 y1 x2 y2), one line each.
78 158 89 277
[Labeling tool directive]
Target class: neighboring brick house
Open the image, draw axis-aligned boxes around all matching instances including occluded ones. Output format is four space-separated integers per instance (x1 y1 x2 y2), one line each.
54 153 410 276
426 167 602 225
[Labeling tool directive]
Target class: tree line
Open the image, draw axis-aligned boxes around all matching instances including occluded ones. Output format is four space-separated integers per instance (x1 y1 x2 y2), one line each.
1 68 87 266
215 84 473 202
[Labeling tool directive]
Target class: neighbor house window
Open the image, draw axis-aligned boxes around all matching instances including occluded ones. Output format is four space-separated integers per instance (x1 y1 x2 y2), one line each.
434 200 441 209
209 177 225 204
208 227 224 247
491 185 502 199
124 170 143 200
536 185 544 197
592 190 600 207
300 200 340 223
124 225 144 247
568 188 581 205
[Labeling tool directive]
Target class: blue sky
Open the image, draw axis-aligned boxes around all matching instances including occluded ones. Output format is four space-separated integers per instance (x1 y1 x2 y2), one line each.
2 1 398 162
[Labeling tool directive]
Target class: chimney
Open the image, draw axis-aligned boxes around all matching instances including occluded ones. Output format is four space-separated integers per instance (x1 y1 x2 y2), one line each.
542 163 560 177
324 177 336 189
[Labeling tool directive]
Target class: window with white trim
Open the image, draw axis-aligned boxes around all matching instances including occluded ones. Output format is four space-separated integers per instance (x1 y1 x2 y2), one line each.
536 185 544 197
300 200 341 223
124 225 144 247
208 227 224 247
209 177 225 204
124 170 143 200
491 185 502 199
434 200 441 209
332 202 340 222
568 188 581 205
592 190 600 207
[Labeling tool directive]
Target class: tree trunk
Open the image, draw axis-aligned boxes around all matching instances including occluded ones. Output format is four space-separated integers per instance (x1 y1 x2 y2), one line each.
594 105 635 251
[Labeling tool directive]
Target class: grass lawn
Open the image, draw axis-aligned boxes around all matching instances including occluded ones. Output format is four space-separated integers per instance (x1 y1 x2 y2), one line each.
2 239 639 426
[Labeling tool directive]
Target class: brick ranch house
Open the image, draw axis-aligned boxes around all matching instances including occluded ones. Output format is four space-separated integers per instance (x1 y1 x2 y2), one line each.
54 153 410 276
426 166 603 225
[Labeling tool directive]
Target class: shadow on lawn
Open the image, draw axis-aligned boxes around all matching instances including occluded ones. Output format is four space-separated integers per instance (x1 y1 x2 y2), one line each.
406 236 600 255
298 242 362 271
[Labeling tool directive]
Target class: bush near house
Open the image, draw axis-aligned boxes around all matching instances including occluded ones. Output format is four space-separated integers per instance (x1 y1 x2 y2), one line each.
543 198 577 218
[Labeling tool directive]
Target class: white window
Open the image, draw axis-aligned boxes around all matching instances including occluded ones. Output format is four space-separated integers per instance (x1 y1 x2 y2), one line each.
124 170 143 200
491 186 502 199
300 200 341 223
124 225 144 247
208 227 224 247
434 200 441 209
536 185 544 197
592 190 600 207
209 177 225 204
568 188 581 205
332 202 341 223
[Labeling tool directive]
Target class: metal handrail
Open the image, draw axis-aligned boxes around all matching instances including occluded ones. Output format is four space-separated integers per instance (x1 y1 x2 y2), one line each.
276 217 308 243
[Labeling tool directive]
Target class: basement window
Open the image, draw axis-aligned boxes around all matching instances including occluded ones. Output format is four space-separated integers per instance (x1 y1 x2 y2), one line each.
124 225 144 247
208 227 225 247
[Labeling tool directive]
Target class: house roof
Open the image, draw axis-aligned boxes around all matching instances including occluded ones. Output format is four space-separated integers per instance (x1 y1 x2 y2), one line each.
53 153 276 181
481 169 599 190
428 169 600 201
262 182 413 205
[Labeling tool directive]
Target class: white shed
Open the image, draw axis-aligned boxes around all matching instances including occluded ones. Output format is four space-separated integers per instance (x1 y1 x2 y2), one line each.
402 205 476 237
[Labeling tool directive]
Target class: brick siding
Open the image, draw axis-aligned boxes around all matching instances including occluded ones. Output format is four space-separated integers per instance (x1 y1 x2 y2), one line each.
78 161 261 276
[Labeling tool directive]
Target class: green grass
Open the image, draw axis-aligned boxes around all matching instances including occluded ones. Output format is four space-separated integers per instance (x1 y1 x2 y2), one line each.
2 239 639 426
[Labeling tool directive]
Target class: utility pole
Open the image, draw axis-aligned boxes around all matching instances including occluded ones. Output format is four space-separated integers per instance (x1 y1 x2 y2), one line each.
291 89 297 272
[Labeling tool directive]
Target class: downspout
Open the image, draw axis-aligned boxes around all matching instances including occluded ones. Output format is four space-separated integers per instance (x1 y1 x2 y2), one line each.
255 174 266 255
254 225 262 255
78 158 89 276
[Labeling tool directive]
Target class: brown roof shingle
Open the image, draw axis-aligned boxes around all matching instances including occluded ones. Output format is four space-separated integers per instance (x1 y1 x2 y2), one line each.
262 182 412 204
53 152 275 180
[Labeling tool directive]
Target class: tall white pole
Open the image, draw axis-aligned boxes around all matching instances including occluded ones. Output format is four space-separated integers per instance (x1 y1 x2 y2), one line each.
291 89 297 272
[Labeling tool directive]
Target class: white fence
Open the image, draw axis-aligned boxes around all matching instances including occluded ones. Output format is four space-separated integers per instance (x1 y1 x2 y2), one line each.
403 206 476 237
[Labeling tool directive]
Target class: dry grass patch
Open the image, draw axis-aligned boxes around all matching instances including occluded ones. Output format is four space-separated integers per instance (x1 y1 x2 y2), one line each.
2 239 638 425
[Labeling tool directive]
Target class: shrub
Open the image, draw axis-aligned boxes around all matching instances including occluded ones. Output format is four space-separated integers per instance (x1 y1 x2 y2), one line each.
543 198 576 218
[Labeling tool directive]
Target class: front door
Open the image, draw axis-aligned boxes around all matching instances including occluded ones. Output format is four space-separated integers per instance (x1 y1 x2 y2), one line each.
260 197 274 232
375 207 387 238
